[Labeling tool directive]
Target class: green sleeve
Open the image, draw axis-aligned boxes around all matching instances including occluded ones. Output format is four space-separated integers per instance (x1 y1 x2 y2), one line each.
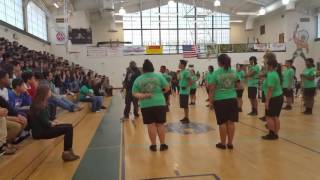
208 72 217 85
80 86 89 95
132 79 140 93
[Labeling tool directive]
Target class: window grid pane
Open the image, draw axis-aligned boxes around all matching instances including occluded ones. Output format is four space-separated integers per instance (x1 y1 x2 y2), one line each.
122 2 230 53
27 2 47 41
1 0 23 29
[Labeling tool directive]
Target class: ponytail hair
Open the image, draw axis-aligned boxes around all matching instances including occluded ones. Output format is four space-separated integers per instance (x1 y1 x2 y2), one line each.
218 54 231 70
265 52 283 84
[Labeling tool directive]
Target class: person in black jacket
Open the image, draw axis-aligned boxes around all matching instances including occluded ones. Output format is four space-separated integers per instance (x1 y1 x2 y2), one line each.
121 61 141 121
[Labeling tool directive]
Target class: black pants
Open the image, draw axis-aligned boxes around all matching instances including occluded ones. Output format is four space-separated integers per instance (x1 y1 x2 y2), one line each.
124 91 139 117
35 124 73 151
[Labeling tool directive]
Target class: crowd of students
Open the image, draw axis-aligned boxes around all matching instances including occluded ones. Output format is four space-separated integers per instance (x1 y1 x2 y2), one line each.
123 52 319 151
0 38 112 161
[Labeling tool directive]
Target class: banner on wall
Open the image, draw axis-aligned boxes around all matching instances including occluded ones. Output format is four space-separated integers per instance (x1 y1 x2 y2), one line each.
106 45 124 57
54 27 67 45
270 43 286 51
146 45 163 55
253 44 269 52
123 46 145 55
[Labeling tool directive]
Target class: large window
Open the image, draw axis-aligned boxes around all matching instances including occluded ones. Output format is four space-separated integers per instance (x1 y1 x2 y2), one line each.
27 2 47 40
0 0 24 29
123 2 230 53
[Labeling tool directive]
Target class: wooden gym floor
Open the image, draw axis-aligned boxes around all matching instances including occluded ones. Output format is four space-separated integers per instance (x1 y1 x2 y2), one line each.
26 88 320 180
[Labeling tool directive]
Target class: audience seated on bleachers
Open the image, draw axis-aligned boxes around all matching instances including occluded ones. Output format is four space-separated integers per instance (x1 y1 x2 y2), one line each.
80 79 105 112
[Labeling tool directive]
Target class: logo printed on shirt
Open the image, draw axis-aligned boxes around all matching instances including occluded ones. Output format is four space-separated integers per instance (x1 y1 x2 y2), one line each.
139 77 160 93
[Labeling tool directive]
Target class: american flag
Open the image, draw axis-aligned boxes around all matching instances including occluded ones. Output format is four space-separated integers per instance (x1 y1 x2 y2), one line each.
182 45 198 58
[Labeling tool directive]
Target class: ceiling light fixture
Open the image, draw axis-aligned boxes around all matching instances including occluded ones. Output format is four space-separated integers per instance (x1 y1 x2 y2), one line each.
229 20 244 23
282 0 290 5
168 0 175 6
259 7 266 15
53 2 59 8
119 7 126 15
214 0 221 7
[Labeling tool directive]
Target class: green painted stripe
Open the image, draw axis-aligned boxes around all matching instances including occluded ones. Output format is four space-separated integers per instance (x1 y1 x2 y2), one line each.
73 95 123 180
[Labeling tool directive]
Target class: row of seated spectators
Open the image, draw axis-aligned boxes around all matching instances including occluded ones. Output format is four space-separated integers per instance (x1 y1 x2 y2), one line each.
0 37 113 161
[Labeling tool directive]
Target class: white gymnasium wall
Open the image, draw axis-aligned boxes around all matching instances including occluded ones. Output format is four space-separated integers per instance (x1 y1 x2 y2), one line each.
0 24 51 52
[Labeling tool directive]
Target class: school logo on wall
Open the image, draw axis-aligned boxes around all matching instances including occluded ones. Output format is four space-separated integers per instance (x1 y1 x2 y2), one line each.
165 122 214 134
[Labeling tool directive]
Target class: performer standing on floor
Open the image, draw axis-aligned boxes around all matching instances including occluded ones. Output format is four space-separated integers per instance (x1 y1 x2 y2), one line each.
208 54 239 150
132 59 170 152
301 58 317 115
178 60 192 124
205 66 214 107
160 65 172 112
262 53 283 140
282 60 295 110
189 69 198 105
245 56 260 116
236 64 245 112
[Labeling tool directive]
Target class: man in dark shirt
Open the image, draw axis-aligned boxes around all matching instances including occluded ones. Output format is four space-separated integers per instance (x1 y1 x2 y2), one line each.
121 61 141 121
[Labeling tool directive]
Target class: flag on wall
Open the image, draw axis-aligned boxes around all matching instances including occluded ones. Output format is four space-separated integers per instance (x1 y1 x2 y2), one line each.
146 45 163 54
182 45 198 58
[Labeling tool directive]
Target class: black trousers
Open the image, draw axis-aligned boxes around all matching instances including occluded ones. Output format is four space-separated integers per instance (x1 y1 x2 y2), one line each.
124 91 139 117
35 124 73 151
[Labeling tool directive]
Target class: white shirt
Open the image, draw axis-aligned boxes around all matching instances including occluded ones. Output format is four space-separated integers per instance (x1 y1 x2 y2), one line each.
0 87 9 101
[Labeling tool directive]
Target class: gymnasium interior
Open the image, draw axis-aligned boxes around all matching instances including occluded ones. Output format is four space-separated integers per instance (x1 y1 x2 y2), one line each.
0 0 320 180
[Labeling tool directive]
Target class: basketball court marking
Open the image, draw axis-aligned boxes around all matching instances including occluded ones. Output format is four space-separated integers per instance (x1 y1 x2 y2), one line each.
141 173 220 180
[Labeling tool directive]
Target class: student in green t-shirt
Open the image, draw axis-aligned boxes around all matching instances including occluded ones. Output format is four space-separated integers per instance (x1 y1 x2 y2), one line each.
79 79 104 112
262 53 283 140
282 60 295 110
236 64 245 112
189 69 198 105
132 59 170 152
160 65 172 112
205 66 214 107
301 58 317 115
178 60 192 124
208 54 239 150
245 56 260 116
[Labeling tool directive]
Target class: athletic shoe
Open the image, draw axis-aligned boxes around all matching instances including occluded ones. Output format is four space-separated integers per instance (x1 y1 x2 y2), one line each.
149 145 157 152
248 112 257 116
0 147 5 157
227 144 234 149
238 108 243 112
262 133 278 140
160 144 169 151
215 143 226 150
180 118 190 124
101 106 107 109
259 116 266 122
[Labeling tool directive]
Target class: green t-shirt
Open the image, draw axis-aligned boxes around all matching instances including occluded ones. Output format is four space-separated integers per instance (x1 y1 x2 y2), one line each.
79 85 93 100
236 70 245 81
205 71 214 83
179 69 191 95
208 68 238 101
162 73 172 84
247 65 260 87
266 71 283 97
132 72 168 108
191 75 198 90
262 79 267 96
282 67 295 88
303 67 316 88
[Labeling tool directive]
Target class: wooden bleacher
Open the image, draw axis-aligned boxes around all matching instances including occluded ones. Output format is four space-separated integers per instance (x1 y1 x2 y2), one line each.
0 95 100 180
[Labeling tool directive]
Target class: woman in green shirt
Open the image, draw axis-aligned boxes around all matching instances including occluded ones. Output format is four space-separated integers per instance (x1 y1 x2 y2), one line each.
132 59 170 152
282 60 295 110
79 79 104 112
301 58 317 115
262 53 283 140
208 54 239 150
189 69 198 105
30 85 79 161
236 64 245 112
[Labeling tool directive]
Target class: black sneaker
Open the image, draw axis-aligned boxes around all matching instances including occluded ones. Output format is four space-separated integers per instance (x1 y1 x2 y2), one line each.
303 111 312 115
215 143 226 150
101 106 107 109
262 133 278 140
149 145 157 152
259 116 266 122
283 106 292 110
180 118 190 124
248 111 258 116
160 144 169 151
238 108 243 112
227 144 234 149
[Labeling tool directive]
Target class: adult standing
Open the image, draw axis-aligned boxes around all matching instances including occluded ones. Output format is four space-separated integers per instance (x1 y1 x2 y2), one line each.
301 58 317 115
121 61 141 120
178 60 191 124
262 53 283 140
189 69 198 105
208 54 239 149
132 59 170 151
205 66 214 107
245 56 260 116
160 66 172 112
236 64 245 112
282 60 295 110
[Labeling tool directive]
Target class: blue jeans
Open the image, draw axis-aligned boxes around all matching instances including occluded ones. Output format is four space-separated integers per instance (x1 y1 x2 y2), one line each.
49 96 76 112
81 96 103 112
